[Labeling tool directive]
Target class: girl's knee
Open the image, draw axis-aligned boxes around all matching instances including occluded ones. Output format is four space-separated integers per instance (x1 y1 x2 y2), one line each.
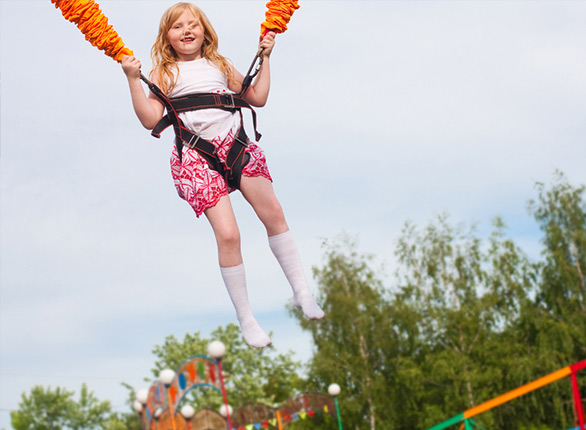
261 198 285 223
262 200 288 234
216 226 241 249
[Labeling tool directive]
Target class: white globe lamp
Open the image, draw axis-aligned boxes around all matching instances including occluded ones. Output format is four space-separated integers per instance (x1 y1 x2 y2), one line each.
132 400 143 413
207 341 226 360
328 383 341 396
219 404 233 417
328 383 343 430
180 404 195 419
159 369 175 386
136 388 149 405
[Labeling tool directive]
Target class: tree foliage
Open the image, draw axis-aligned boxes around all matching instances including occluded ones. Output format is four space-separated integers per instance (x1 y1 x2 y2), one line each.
10 384 120 430
290 236 395 430
150 323 303 410
292 172 586 430
528 170 586 356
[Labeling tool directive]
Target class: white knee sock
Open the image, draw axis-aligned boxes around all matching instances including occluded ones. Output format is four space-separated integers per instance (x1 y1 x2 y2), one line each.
268 231 324 319
220 264 271 348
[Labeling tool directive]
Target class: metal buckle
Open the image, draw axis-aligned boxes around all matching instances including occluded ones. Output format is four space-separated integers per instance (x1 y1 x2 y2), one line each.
225 93 235 109
234 135 249 147
187 133 200 148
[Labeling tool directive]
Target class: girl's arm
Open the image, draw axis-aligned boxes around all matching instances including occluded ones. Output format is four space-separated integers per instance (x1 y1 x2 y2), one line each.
229 32 276 107
121 56 165 130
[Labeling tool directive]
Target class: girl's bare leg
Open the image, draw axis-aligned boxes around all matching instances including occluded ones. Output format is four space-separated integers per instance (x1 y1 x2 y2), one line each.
239 175 288 236
240 176 324 319
204 195 242 267
204 195 271 347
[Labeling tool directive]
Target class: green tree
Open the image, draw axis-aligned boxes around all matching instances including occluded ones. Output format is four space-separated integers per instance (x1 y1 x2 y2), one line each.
150 323 304 410
11 386 76 430
69 384 112 430
528 170 586 357
101 412 141 430
290 235 396 430
293 217 559 429
11 384 114 430
293 172 586 430
393 215 536 429
504 170 586 427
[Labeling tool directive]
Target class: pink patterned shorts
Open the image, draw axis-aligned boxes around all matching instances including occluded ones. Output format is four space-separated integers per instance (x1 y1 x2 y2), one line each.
170 128 272 217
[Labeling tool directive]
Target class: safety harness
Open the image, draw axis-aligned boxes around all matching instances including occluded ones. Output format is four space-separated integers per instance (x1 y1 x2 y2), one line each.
142 76 261 190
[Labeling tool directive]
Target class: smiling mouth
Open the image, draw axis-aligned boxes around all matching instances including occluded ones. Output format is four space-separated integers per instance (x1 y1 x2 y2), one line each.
182 36 195 42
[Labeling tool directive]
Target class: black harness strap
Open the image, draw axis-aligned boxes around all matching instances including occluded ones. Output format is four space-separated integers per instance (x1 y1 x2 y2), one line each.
141 75 258 190
224 126 251 189
151 92 261 142
174 122 250 189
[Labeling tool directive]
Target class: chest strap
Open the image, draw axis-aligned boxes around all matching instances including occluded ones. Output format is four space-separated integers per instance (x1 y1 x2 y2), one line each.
151 92 261 142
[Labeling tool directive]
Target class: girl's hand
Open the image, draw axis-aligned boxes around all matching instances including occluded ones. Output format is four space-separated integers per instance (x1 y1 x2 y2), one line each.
121 55 142 80
259 31 276 58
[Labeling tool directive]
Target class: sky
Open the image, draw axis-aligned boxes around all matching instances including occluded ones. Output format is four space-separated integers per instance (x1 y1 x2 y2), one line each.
1 0 586 428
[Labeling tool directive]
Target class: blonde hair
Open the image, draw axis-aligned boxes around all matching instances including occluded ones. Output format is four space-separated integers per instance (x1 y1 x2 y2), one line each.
150 2 233 94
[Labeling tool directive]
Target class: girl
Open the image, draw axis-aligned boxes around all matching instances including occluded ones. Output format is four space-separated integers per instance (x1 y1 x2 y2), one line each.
121 2 323 348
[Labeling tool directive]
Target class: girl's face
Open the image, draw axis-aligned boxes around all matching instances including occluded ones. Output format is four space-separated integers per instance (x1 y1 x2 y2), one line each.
167 8 205 61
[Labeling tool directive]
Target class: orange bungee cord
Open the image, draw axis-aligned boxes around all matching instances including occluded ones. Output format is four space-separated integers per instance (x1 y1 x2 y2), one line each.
51 0 133 62
242 0 300 92
261 0 300 35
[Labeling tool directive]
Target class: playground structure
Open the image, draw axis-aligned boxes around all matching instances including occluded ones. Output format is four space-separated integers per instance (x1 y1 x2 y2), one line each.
131 346 585 430
426 359 586 430
129 345 584 429
132 342 342 430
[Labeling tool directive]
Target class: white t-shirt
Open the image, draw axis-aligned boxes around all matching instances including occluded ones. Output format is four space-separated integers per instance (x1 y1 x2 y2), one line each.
167 58 240 141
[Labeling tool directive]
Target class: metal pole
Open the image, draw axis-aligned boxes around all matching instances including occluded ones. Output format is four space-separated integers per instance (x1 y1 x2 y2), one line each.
334 396 343 430
217 360 233 430
167 390 177 430
571 371 585 430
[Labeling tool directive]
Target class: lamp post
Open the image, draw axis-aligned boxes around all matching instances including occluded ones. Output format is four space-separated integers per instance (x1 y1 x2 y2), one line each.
328 383 343 430
180 405 195 430
132 399 144 430
153 407 163 430
219 404 233 430
135 389 149 430
160 369 178 430
219 404 233 418
208 340 232 430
